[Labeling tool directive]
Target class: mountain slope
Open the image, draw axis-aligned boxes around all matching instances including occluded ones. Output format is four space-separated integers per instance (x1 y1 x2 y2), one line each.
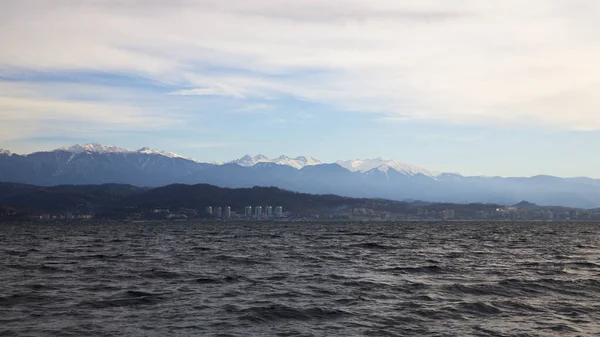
1 144 208 186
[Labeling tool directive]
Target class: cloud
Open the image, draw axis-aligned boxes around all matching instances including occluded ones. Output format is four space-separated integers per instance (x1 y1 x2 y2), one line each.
231 103 274 114
1 0 600 129
0 81 183 143
169 85 247 98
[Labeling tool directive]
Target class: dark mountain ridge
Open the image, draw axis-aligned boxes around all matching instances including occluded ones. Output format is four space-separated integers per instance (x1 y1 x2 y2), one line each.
2 182 596 222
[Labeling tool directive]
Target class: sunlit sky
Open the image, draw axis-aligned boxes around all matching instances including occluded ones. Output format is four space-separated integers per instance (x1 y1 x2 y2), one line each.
1 0 600 178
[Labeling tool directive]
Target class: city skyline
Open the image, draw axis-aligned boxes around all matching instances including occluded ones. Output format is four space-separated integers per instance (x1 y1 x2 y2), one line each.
2 1 600 178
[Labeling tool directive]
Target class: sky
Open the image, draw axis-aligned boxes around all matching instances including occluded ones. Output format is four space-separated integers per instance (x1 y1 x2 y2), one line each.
1 0 600 178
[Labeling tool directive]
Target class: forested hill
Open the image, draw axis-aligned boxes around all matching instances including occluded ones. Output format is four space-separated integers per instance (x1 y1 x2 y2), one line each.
0 182 506 219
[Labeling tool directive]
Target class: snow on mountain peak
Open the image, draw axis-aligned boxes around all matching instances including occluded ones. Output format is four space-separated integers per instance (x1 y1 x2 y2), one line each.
230 154 272 167
135 147 192 160
0 149 12 156
273 155 322 169
58 143 130 154
56 144 194 161
230 154 322 169
337 158 437 177
49 144 440 176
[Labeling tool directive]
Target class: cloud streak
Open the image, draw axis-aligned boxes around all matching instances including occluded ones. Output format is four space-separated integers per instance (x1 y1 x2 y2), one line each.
169 85 247 98
1 0 600 130
0 81 183 144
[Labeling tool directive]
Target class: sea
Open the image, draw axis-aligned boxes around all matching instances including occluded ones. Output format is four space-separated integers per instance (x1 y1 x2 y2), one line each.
1 221 599 336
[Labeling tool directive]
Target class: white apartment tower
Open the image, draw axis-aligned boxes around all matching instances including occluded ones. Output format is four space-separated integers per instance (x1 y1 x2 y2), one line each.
255 206 262 217
275 206 283 217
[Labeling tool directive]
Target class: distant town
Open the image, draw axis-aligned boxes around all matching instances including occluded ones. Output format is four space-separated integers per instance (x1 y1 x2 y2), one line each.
1 183 599 223
8 204 600 223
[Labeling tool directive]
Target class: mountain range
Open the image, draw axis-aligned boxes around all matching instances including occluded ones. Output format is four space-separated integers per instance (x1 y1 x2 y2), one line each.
1 143 599 208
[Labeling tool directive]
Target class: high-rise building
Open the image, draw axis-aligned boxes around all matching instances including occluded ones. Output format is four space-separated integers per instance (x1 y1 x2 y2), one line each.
255 206 262 217
215 207 222 218
443 209 455 220
245 206 252 218
205 206 213 217
224 206 231 219
265 206 273 217
275 206 283 217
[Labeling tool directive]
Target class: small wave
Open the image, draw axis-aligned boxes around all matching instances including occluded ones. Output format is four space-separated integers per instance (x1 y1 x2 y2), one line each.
569 262 599 269
77 285 122 292
237 304 348 322
263 273 289 281
194 275 255 284
499 278 600 296
340 232 373 236
492 300 543 314
22 283 56 291
80 253 125 260
536 324 579 333
444 283 515 297
350 242 394 250
0 294 54 307
80 290 164 308
39 265 72 273
212 254 270 266
3 249 27 256
414 308 464 320
141 269 181 279
327 273 359 281
191 246 211 251
223 275 255 283
458 302 502 316
263 291 304 299
195 276 221 284
381 265 443 274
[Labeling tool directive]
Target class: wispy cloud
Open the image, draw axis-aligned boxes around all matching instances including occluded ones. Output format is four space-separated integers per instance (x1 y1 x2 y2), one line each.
1 0 600 130
230 103 274 114
0 81 183 144
169 85 247 98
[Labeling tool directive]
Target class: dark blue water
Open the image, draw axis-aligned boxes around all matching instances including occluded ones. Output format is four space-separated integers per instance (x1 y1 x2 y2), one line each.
1 221 600 336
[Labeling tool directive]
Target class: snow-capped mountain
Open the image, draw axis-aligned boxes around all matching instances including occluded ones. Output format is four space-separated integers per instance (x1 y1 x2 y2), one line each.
229 155 322 169
0 149 11 156
0 143 206 186
336 158 438 177
59 143 130 154
229 155 271 167
135 147 193 160
273 155 322 169
58 143 194 161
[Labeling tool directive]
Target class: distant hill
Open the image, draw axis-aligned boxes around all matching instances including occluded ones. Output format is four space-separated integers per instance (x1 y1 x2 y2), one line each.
513 201 539 210
0 183 504 219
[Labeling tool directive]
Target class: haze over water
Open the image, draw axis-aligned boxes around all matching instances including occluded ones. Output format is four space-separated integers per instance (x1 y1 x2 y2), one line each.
1 221 600 336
